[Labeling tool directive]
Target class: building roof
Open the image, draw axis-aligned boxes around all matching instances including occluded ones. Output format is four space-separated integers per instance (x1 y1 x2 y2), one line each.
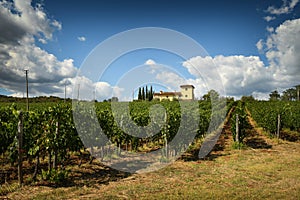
180 85 195 88
153 92 182 97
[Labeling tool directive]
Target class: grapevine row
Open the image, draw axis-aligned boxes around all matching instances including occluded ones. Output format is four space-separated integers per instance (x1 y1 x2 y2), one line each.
1 100 228 181
247 101 300 135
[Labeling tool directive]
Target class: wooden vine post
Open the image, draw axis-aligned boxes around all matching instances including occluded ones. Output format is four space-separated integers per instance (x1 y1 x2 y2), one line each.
53 121 59 169
17 111 24 185
235 114 239 143
164 112 168 158
277 114 280 139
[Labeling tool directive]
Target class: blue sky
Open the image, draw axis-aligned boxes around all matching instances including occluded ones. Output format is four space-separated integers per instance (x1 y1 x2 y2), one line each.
0 0 299 100
42 0 269 66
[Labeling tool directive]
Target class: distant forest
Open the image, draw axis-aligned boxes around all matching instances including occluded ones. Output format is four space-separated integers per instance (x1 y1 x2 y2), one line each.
0 85 298 103
0 95 69 103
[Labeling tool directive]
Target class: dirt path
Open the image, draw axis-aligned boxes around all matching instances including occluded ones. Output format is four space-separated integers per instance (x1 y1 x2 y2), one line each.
245 112 274 149
208 105 277 158
206 106 235 158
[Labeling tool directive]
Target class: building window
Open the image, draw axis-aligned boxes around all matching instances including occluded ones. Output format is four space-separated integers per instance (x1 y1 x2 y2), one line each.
185 88 188 91
166 96 168 98
185 95 188 97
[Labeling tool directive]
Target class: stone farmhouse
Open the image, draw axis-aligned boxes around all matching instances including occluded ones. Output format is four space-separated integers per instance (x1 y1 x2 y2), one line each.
153 85 195 101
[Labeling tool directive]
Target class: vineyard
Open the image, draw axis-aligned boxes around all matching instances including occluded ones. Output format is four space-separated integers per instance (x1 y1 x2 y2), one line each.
247 101 300 140
0 99 300 198
0 100 229 182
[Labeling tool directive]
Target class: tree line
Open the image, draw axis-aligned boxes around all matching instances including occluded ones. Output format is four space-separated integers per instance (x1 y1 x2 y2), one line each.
138 86 154 101
269 85 300 101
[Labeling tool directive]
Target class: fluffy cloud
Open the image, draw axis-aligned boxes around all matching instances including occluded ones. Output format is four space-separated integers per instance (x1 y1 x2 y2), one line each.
144 17 299 99
180 18 300 99
0 36 78 95
256 39 264 52
96 82 123 100
264 19 300 80
266 0 299 15
0 0 117 99
0 0 61 45
263 1 299 23
182 55 273 97
52 20 62 31
77 36 86 42
144 59 156 65
155 71 186 89
147 55 272 99
70 77 123 101
0 0 74 97
145 59 218 99
266 26 274 33
264 16 276 22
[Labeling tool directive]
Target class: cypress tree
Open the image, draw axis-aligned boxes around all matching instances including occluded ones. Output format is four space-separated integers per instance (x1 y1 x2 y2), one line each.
149 86 153 101
138 87 142 100
142 87 145 100
146 86 148 101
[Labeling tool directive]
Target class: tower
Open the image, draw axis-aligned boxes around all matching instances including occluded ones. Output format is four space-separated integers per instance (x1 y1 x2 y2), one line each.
180 85 194 100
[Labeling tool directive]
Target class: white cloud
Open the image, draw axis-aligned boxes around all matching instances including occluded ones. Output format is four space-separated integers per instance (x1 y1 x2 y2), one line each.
94 82 115 99
78 36 86 42
52 20 62 31
147 65 208 99
266 26 274 33
264 18 300 85
182 55 273 97
1 1 299 101
264 16 276 22
101 16 300 101
0 1 115 100
0 36 78 96
87 18 299 101
266 0 299 15
38 38 47 44
251 91 270 100
1 34 121 99
0 0 72 95
69 77 123 101
256 39 264 52
155 71 186 89
0 0 60 44
180 18 300 99
144 59 156 65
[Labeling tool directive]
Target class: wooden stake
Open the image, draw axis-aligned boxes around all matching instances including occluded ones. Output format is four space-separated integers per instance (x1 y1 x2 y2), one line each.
64 84 66 103
277 114 281 139
164 113 168 158
235 114 239 143
17 111 23 185
24 70 29 111
53 121 59 169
